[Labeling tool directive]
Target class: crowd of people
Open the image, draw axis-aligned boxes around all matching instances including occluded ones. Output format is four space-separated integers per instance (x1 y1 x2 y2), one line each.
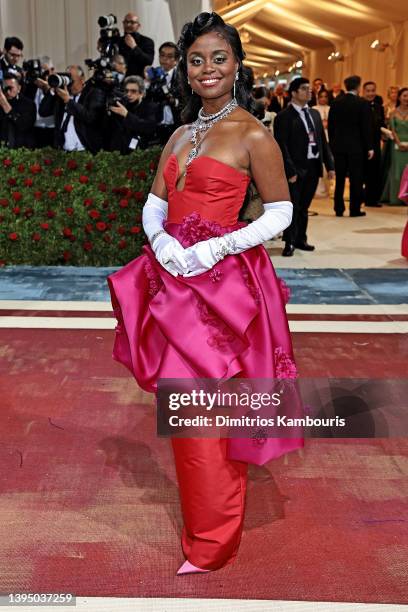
0 12 407 257
249 75 407 255
0 14 181 154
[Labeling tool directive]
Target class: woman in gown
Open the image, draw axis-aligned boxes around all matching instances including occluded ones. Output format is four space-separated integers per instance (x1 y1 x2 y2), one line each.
381 87 408 205
313 89 331 198
108 12 304 575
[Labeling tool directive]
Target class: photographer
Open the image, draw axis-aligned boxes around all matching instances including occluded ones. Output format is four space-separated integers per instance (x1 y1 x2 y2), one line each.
23 56 56 148
118 13 154 77
145 41 181 144
0 37 24 82
0 75 36 148
111 54 127 84
39 65 106 153
107 75 158 153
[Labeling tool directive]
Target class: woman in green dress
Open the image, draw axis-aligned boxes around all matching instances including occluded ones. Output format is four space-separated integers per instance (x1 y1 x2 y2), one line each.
382 87 408 205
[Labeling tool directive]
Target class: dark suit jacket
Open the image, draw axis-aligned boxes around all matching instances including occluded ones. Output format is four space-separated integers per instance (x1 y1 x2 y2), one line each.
328 89 345 105
0 94 36 148
328 93 374 156
39 83 106 153
274 104 334 179
367 100 385 148
107 97 159 153
268 94 289 114
0 56 23 81
119 32 154 77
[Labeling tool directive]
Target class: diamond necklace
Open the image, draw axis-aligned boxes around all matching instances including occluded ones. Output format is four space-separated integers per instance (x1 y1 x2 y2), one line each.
185 97 238 167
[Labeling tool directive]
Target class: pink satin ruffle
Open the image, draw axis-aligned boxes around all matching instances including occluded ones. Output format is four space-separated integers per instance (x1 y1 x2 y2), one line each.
107 215 304 464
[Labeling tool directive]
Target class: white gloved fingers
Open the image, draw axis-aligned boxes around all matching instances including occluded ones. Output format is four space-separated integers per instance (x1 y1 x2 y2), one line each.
170 249 190 273
183 267 208 277
161 260 179 276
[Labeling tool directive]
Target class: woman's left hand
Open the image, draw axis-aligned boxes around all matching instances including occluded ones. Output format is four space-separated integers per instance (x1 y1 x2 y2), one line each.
182 239 221 277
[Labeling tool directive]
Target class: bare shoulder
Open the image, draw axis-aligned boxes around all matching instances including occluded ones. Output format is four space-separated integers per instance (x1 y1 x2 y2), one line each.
167 124 191 149
239 111 277 153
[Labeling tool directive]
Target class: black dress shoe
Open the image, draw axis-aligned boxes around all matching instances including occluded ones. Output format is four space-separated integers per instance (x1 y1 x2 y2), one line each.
295 241 315 251
282 243 295 257
350 211 366 217
335 211 344 217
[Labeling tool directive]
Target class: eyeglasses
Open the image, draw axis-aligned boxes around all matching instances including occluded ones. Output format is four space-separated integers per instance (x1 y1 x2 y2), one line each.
125 88 139 93
159 52 176 59
123 20 140 25
9 52 23 59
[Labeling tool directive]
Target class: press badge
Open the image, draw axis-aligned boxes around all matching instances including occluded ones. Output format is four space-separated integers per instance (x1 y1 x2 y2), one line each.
129 138 139 150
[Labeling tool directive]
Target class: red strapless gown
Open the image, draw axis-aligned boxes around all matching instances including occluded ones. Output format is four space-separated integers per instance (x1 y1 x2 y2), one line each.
107 154 304 570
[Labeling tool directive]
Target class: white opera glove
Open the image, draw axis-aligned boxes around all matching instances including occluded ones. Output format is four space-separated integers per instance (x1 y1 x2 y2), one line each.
183 200 293 277
142 192 189 277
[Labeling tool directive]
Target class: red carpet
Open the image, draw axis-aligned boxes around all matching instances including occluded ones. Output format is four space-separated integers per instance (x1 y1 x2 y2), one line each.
0 328 407 603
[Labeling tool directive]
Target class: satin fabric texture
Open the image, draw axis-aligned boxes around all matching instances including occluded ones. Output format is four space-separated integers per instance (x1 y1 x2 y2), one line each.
107 153 304 569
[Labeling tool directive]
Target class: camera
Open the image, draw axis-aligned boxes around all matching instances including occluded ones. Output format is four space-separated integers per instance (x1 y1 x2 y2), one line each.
83 15 123 95
23 59 50 84
98 14 117 28
106 89 126 115
147 66 166 83
48 73 72 89
146 66 171 103
97 13 121 59
85 57 120 92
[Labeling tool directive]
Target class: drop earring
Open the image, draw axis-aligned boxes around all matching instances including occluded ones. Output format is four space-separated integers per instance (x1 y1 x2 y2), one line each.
187 78 193 95
233 71 239 99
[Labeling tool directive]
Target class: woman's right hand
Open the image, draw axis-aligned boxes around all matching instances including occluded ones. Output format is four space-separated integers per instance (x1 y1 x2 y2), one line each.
151 233 190 277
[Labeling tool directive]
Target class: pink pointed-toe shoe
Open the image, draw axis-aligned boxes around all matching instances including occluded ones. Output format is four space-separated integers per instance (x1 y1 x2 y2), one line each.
176 560 211 575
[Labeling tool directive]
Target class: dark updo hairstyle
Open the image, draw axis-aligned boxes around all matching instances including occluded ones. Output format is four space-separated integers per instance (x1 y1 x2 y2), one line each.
396 87 408 107
176 11 254 124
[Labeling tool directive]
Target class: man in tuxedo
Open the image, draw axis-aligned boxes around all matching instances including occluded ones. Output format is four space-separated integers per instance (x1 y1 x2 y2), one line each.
328 75 374 216
274 77 335 256
328 83 345 106
0 37 24 83
39 65 105 154
0 75 36 148
118 13 154 78
145 41 181 144
362 81 385 207
23 55 56 148
268 84 289 113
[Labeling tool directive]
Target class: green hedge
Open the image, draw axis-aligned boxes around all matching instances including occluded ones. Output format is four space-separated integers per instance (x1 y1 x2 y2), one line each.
0 147 162 266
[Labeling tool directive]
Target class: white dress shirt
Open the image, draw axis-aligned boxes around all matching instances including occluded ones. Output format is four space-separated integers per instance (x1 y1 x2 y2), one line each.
291 102 320 159
161 66 176 125
34 88 55 128
62 93 85 151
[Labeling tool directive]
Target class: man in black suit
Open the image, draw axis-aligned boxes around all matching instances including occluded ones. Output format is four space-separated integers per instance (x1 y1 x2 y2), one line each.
39 65 105 154
328 83 345 106
268 84 289 113
362 81 385 207
0 75 36 148
328 75 374 216
274 77 335 256
0 37 24 83
145 42 181 144
118 13 154 78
